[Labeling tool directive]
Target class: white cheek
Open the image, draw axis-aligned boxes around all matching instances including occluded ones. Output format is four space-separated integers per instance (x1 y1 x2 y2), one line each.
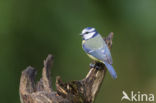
84 32 95 39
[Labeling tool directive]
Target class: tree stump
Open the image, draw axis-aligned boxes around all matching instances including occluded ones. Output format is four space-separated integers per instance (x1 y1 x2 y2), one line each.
19 33 114 103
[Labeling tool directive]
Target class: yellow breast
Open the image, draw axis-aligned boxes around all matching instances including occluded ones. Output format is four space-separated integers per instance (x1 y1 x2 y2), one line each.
87 54 103 63
82 40 103 63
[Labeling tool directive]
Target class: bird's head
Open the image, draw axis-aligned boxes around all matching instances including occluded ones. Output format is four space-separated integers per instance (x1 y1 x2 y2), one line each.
80 27 98 40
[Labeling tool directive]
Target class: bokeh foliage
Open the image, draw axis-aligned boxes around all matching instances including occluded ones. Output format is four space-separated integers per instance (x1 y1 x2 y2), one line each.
0 0 156 103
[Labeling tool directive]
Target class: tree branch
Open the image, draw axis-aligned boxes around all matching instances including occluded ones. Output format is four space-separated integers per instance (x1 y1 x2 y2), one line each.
19 32 114 103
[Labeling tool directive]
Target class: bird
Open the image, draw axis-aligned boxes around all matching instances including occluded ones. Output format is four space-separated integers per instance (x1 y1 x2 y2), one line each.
80 27 117 79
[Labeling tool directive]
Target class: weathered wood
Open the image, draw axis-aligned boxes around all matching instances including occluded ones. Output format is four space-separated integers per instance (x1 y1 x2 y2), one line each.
19 33 114 103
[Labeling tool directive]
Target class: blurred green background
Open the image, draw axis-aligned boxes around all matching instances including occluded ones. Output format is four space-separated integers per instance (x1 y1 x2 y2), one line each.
0 0 156 103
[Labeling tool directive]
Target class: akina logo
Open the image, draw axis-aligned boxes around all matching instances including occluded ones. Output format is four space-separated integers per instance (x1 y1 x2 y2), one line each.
121 91 154 102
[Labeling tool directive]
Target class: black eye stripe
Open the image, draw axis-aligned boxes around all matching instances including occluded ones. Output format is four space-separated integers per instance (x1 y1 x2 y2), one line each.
85 32 89 34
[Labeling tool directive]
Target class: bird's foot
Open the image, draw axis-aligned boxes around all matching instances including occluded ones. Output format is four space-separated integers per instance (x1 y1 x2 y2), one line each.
89 63 95 68
95 65 101 70
89 63 101 70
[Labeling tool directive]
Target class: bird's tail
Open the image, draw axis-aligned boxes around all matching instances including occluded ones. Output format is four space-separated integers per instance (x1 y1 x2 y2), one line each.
104 62 117 79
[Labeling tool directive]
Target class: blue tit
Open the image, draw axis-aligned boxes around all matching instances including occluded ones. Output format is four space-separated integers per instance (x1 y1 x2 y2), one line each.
80 27 117 79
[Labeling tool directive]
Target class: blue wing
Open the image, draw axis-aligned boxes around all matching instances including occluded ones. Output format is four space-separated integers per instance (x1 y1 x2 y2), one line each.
83 43 117 79
82 43 91 53
82 42 112 63
86 46 112 64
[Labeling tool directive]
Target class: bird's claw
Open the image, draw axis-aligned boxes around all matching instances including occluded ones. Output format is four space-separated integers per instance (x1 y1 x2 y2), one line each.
89 63 101 70
89 63 95 68
95 65 100 70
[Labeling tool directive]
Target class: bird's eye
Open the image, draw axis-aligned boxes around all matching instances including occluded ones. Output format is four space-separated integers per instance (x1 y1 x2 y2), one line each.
85 32 89 34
